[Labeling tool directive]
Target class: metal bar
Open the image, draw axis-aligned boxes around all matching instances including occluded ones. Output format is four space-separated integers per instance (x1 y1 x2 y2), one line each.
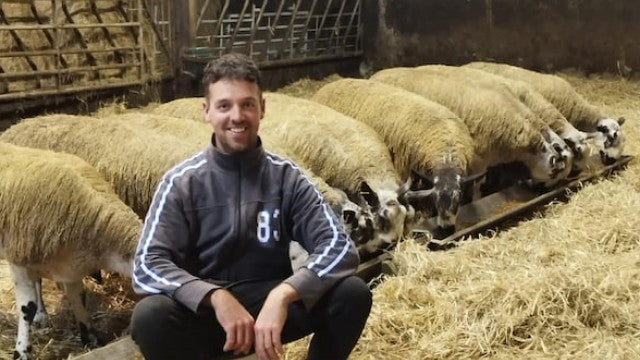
53 0 61 91
294 0 317 54
342 0 359 47
0 6 40 87
141 0 173 70
90 0 125 69
226 0 250 53
0 80 143 101
279 0 302 58
0 22 141 31
185 51 362 68
248 0 269 57
262 0 287 61
137 0 145 82
328 0 347 50
312 0 333 53
0 47 140 57
195 0 211 36
211 0 230 48
0 63 142 79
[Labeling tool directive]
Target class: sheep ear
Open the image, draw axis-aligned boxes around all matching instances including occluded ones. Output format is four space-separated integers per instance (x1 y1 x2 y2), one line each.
618 117 626 126
411 169 434 188
540 128 553 143
461 170 486 185
359 181 380 208
397 177 412 197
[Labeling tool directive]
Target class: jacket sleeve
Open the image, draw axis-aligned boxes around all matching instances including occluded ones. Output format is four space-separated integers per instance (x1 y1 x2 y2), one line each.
132 170 219 313
283 170 360 310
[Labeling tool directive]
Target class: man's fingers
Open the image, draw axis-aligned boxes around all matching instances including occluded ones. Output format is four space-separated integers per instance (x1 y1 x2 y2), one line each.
255 329 266 359
272 328 283 356
223 327 236 352
238 323 254 355
263 330 279 360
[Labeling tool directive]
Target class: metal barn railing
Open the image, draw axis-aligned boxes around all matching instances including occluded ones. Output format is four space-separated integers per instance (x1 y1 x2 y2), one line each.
0 0 168 102
185 0 362 66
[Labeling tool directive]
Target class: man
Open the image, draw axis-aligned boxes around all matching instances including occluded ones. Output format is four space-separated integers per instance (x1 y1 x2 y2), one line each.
130 53 372 360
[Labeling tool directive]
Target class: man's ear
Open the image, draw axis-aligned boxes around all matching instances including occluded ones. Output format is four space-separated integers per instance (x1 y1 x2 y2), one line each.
260 97 266 119
202 100 209 118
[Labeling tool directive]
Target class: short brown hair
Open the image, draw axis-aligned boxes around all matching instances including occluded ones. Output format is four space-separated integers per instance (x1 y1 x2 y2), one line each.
202 53 262 100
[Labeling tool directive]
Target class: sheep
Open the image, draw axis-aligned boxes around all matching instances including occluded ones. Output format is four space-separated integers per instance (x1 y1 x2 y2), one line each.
150 97 207 123
106 112 377 245
312 78 485 230
260 92 420 252
0 114 201 218
0 142 142 360
415 64 590 173
370 67 570 188
464 61 626 164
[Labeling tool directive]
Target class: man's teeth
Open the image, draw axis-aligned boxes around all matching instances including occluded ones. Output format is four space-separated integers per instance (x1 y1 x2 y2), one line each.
230 127 247 133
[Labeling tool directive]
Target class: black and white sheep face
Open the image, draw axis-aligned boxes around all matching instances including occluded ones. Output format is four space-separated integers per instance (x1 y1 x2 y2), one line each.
527 130 570 186
561 128 590 172
596 117 625 165
358 183 408 253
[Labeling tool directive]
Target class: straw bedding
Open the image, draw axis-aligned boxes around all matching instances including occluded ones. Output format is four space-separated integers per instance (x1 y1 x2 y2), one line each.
0 73 638 359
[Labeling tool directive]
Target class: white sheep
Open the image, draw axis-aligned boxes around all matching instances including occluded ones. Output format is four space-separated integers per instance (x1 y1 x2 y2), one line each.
312 78 484 230
260 92 418 252
416 64 589 173
464 62 625 164
371 67 570 187
0 142 142 360
0 114 201 217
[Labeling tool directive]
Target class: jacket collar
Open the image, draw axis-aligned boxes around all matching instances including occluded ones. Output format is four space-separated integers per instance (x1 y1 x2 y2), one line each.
206 134 264 171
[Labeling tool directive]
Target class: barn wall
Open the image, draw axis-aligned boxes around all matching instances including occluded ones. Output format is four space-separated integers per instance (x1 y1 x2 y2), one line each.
362 0 640 75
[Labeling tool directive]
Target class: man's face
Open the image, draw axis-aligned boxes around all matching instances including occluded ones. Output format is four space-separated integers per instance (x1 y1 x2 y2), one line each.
203 79 265 154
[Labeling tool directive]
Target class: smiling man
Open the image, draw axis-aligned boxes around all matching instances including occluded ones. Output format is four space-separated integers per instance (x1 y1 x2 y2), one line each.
130 53 372 360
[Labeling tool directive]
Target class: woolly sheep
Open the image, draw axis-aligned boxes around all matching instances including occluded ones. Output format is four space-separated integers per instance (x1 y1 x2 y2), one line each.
371 67 570 187
151 97 207 123
312 78 484 229
416 65 589 172
260 92 416 252
464 61 625 164
0 142 142 360
0 114 201 217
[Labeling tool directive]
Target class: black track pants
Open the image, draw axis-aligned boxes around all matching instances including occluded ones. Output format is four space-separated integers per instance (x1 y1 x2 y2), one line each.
131 276 372 360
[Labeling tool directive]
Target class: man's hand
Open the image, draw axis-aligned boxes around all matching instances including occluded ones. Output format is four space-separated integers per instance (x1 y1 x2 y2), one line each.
254 283 300 360
209 289 255 355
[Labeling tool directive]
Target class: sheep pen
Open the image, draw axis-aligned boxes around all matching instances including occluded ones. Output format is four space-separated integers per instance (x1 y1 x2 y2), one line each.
0 72 638 360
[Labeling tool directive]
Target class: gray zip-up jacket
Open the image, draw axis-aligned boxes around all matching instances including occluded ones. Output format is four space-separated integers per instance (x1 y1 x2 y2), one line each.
132 138 359 313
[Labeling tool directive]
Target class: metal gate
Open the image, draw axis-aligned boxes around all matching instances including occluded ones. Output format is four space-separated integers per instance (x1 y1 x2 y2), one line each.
184 0 362 66
0 0 169 102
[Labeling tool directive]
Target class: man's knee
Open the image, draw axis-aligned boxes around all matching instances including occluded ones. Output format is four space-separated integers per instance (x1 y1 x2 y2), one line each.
131 295 179 340
332 276 372 314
